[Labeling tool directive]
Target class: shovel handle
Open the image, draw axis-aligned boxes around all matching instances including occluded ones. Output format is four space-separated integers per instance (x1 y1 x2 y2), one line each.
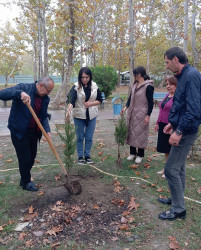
26 102 68 177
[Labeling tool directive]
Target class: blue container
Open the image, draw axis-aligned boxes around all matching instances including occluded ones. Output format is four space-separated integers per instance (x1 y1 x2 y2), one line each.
111 97 123 119
113 103 122 115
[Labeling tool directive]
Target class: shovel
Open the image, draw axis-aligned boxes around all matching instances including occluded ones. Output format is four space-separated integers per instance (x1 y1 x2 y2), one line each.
26 102 82 195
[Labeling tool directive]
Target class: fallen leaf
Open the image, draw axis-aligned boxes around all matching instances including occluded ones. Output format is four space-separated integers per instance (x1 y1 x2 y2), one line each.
25 240 33 247
97 142 104 149
0 226 3 231
159 194 166 199
0 181 4 185
101 156 108 161
189 163 195 167
121 216 128 224
127 196 140 211
38 191 44 196
114 186 123 192
147 157 151 162
135 171 141 176
28 206 34 214
119 224 129 231
46 226 63 236
23 212 38 221
122 211 130 217
157 188 165 192
5 159 12 163
151 184 156 187
140 184 147 189
93 204 99 210
54 174 61 181
197 187 201 194
128 216 135 223
112 198 125 206
111 236 119 241
144 174 149 179
0 154 2 159
151 154 157 157
191 177 196 181
169 236 179 249
98 152 103 156
51 242 61 248
143 163 151 169
33 231 44 237
19 232 26 240
35 160 40 163
129 164 138 169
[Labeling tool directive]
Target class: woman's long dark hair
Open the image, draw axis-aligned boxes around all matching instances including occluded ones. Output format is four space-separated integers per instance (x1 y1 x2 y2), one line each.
133 66 150 81
78 67 92 90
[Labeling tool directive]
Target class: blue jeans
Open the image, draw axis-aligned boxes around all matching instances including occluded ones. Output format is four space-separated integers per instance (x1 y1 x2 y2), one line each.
164 133 197 213
74 117 97 158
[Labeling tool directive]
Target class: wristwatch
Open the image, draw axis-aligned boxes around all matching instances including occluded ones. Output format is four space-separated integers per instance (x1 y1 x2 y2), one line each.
175 129 183 136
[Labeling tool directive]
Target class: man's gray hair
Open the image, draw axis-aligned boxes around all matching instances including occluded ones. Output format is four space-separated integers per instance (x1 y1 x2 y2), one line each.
37 77 54 86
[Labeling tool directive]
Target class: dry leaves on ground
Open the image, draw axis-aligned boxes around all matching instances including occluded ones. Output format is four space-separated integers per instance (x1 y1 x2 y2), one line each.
169 236 180 249
127 196 140 211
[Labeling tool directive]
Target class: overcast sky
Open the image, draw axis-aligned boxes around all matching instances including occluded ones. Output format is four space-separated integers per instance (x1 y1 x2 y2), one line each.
0 3 20 27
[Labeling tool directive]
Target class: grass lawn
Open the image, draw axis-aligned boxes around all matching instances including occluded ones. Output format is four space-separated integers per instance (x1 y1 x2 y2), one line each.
0 86 200 249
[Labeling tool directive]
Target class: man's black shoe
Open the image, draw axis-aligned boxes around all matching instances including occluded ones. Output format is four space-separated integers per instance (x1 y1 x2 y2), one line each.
158 209 186 220
158 197 172 205
23 181 38 192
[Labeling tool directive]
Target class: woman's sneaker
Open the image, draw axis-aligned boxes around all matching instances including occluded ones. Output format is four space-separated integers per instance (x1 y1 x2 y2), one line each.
135 156 143 164
78 157 85 164
127 154 136 161
85 156 94 164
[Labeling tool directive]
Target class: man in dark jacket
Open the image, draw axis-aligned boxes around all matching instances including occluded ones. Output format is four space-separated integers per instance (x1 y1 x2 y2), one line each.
0 77 54 191
157 47 201 220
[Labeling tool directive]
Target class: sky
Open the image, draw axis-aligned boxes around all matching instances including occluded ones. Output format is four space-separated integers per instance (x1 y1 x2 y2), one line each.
0 3 20 27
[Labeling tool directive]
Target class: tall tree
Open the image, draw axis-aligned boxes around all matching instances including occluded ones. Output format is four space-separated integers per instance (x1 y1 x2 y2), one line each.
51 0 76 108
128 0 135 87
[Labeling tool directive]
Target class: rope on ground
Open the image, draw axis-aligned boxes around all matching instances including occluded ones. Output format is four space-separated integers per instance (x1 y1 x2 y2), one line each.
1 163 201 205
0 163 59 172
84 163 201 205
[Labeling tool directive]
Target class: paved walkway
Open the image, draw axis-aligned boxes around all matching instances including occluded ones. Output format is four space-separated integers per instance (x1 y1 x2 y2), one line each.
0 106 159 136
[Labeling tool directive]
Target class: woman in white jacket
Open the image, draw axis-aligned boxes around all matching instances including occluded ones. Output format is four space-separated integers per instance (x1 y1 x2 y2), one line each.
66 67 102 164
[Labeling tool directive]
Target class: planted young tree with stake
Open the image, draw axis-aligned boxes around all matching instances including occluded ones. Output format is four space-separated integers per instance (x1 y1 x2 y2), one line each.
56 120 76 174
114 113 128 168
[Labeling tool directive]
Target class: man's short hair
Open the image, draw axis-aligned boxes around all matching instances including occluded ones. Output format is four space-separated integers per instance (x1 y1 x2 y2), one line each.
164 47 188 64
37 77 54 86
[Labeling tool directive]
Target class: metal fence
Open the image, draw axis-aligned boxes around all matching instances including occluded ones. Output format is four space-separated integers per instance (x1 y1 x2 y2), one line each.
0 75 78 85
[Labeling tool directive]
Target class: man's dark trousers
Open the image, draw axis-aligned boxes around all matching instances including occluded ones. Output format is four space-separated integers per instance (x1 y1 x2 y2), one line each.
11 129 38 185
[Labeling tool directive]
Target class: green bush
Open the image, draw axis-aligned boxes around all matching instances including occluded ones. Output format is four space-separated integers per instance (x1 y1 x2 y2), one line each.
90 66 118 98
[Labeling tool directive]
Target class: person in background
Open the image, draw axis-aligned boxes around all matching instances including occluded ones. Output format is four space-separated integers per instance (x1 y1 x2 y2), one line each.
158 47 201 220
66 67 102 164
0 77 54 191
154 76 177 178
121 66 154 164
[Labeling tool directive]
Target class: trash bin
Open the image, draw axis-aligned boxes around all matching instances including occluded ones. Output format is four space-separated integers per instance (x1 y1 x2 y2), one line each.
111 96 123 119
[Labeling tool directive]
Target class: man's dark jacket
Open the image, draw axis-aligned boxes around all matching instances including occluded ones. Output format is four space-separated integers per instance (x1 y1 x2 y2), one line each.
0 83 50 140
168 64 201 135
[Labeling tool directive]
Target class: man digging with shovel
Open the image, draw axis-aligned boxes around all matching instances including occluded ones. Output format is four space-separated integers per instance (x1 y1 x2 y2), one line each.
0 77 54 191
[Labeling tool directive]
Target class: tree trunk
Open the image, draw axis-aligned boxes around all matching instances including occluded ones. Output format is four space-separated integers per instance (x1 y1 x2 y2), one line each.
117 144 122 168
183 0 188 53
128 0 135 88
42 5 48 76
51 0 75 109
33 39 38 81
38 6 43 79
191 0 199 68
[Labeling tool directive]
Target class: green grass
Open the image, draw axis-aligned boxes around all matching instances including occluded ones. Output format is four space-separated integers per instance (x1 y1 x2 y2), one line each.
0 116 201 249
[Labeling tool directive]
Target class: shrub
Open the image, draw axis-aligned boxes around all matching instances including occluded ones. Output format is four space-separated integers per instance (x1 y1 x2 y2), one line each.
90 66 118 98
